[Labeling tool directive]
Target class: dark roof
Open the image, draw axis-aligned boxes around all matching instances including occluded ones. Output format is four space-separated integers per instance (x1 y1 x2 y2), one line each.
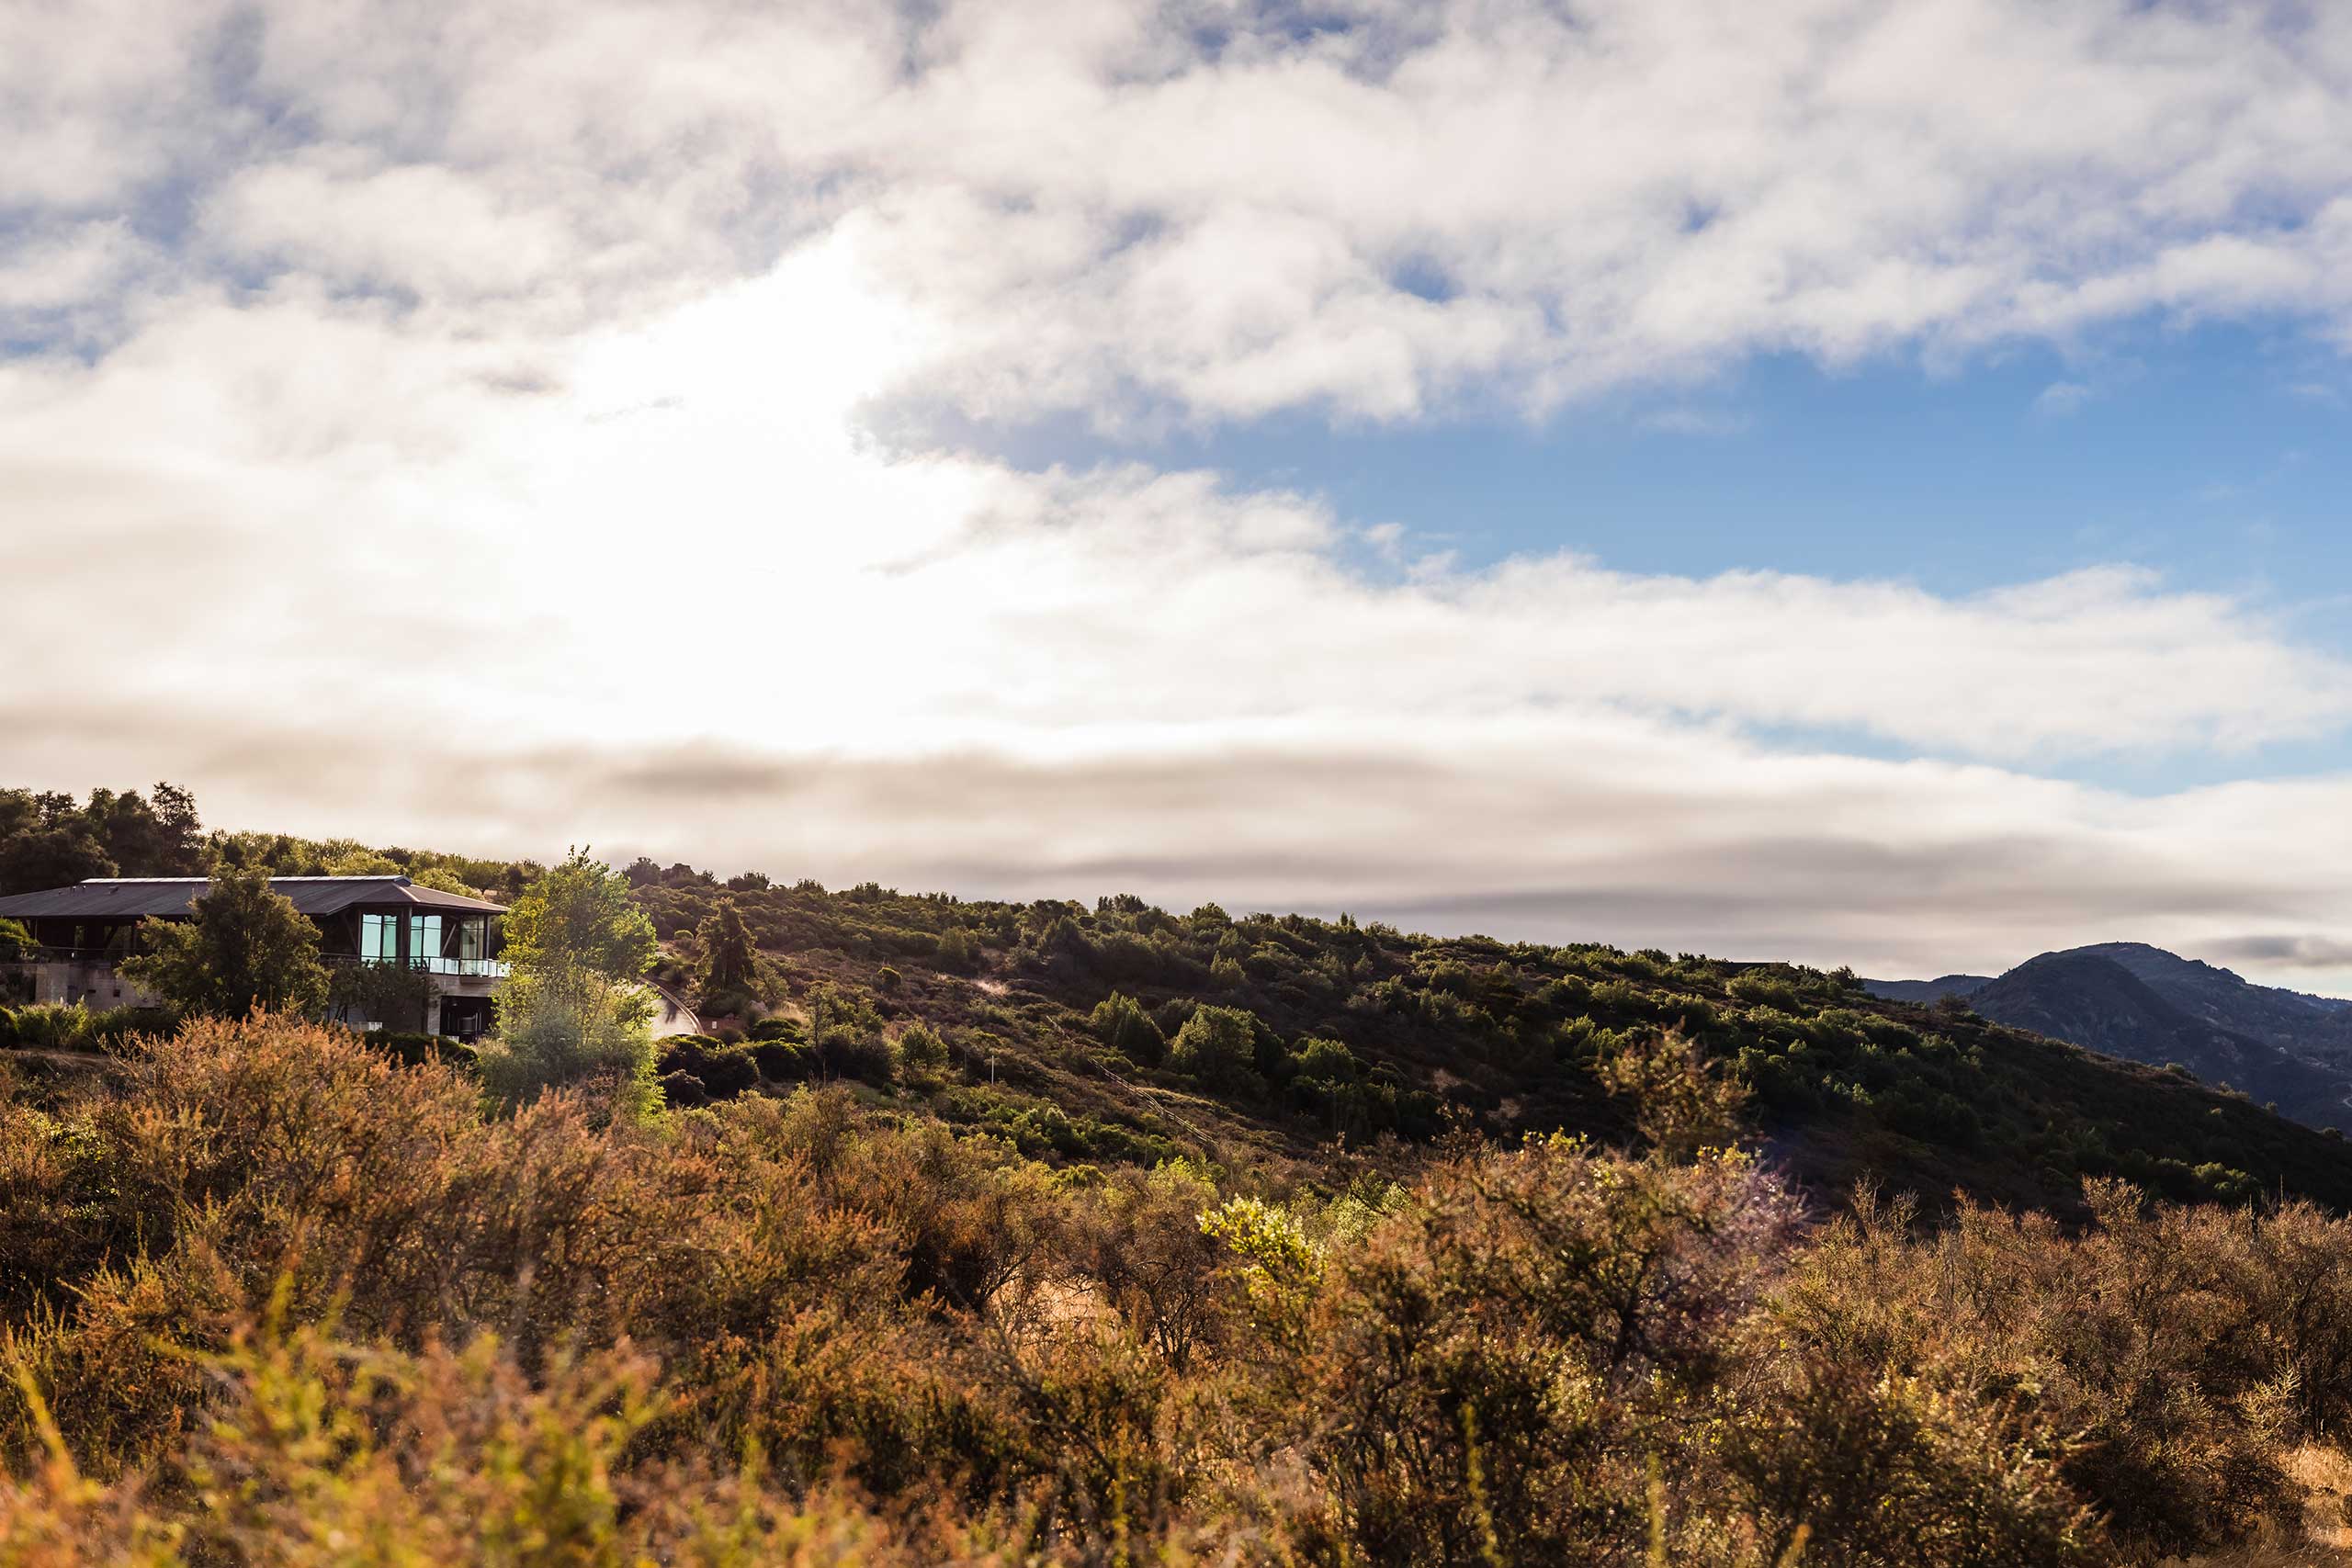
0 876 507 921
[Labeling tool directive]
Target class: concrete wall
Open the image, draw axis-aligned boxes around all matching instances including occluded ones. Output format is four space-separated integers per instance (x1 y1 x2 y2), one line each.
6 960 499 1038
6 959 161 1011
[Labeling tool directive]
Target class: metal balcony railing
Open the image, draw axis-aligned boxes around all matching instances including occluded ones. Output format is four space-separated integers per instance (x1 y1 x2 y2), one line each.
345 953 512 979
1 948 508 979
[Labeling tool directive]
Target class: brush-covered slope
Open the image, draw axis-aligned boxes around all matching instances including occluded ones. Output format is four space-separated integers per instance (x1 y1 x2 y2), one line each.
1871 942 2352 1127
1860 974 1994 1005
631 872 2352 1214
2071 942 2352 1067
1965 952 2352 1130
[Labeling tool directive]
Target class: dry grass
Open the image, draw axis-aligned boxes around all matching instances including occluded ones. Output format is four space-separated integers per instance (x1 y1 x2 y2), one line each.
2173 1449 2352 1567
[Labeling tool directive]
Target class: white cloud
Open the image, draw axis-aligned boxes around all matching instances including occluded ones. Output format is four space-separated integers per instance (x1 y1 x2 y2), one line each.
4 255 2352 993
7 1 2352 421
7 0 2352 992
2034 379 2095 417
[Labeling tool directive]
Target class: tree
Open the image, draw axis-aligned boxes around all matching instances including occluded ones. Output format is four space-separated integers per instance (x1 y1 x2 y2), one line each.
697 898 758 1004
85 783 204 874
0 783 207 893
1090 990 1166 1066
1170 1004 1261 1089
121 864 329 1018
322 847 402 876
0 806 115 895
933 925 976 973
501 848 658 1003
896 1022 950 1086
478 849 660 1111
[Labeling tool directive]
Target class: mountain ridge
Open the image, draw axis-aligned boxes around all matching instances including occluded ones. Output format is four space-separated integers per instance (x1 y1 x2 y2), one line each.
1867 942 2352 1128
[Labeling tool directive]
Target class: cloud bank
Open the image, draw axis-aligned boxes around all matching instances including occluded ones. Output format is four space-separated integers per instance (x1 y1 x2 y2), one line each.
5 0 2352 989
12 0 2352 420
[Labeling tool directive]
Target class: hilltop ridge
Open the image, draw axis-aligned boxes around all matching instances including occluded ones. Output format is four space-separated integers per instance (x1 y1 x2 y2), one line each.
1868 941 2352 1127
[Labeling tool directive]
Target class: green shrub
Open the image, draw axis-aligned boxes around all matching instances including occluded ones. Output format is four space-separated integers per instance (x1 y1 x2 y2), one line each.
1169 1005 1260 1090
8 1003 104 1053
1088 991 1165 1066
1289 1037 1360 1084
896 1023 949 1082
749 1038 814 1081
815 1032 896 1085
699 1045 758 1098
933 925 977 972
368 1029 458 1067
475 983 658 1119
657 1036 758 1098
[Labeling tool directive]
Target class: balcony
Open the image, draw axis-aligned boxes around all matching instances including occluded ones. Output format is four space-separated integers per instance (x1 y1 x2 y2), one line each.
4 947 511 984
344 953 512 979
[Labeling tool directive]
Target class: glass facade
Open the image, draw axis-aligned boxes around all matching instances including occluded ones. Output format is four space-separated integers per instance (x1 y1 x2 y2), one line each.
360 912 401 961
356 911 506 976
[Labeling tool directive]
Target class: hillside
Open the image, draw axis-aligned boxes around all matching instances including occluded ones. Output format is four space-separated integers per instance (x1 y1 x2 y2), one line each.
620 867 2352 1215
15 790 2352 1562
2076 941 2352 1066
1869 942 2352 1128
1859 972 1995 1005
6 782 2352 1215
1966 953 2352 1129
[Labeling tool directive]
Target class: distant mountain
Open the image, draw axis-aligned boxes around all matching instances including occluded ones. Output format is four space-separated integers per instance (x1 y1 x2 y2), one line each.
1861 974 1995 1006
1871 947 2352 1130
2067 943 2352 1068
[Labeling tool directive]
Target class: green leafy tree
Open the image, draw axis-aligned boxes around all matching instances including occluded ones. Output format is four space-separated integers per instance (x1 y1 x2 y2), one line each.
499 848 658 1019
933 925 976 973
1089 990 1166 1066
0 794 115 896
697 897 758 1005
120 864 329 1018
896 1022 950 1086
479 849 660 1111
1170 1004 1261 1090
84 783 204 874
1291 1037 1361 1084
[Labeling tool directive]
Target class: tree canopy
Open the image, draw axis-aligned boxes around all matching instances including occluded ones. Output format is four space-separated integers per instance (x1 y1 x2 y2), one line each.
501 847 658 1004
120 864 328 1019
480 848 661 1111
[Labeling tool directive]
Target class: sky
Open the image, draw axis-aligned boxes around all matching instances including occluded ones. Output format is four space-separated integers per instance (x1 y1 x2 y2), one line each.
6 0 2352 991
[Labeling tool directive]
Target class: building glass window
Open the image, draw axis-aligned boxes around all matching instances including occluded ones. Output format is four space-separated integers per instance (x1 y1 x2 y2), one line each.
360 912 400 962
457 918 485 961
409 914 442 968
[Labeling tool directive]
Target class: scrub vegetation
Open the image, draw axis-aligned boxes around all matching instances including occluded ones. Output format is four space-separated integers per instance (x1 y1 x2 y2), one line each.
6 785 2352 1563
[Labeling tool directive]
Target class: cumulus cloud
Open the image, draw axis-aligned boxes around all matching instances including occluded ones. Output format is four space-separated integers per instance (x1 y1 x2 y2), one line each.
6 0 2352 992
7 1 2352 421
4 254 2352 993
